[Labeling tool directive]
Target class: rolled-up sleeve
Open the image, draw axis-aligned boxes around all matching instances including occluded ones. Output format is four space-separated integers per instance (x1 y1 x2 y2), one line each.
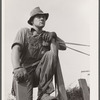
11 28 26 49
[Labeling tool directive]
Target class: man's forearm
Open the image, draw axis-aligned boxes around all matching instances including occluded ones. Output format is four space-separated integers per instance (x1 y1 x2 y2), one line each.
11 45 21 69
58 43 66 50
57 37 67 50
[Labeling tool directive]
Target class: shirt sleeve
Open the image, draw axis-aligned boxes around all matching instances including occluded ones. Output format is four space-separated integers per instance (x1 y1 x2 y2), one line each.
11 28 26 49
56 36 67 50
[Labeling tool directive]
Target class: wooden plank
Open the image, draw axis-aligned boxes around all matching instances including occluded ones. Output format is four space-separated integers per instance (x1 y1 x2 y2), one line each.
78 79 90 100
55 59 68 100
16 81 28 100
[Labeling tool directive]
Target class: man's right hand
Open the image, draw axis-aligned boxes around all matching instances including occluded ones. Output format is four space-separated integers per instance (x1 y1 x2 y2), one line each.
42 32 57 42
13 67 28 83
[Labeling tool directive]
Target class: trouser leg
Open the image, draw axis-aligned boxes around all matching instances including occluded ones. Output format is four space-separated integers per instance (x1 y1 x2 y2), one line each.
35 50 58 98
26 72 34 100
26 55 56 100
26 67 40 100
21 51 57 100
11 75 34 100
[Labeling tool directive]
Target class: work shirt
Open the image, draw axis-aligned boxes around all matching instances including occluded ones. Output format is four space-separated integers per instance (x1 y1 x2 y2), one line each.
11 28 65 68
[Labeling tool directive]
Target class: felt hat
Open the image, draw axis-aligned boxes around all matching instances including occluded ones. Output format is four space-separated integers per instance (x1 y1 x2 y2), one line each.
28 7 49 25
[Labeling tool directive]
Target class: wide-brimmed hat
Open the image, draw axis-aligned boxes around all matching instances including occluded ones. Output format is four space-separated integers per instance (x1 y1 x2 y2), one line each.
28 7 49 25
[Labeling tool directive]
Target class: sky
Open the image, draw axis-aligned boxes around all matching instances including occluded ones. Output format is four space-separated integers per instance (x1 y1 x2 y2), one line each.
2 0 98 100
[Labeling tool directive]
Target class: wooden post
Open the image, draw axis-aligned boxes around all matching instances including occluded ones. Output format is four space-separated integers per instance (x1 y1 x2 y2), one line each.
16 81 28 100
78 79 90 100
55 59 68 100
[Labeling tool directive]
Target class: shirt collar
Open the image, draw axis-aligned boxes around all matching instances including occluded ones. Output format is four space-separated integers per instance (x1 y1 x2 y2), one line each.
31 28 35 32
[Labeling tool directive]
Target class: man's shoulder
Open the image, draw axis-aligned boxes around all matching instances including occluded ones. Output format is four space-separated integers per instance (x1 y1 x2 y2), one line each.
18 27 31 33
16 27 31 38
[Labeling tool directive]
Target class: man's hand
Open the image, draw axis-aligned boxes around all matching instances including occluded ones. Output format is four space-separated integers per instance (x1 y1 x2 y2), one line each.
42 32 57 42
13 67 28 83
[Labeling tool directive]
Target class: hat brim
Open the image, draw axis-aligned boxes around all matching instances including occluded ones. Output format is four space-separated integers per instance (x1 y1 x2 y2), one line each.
28 13 49 25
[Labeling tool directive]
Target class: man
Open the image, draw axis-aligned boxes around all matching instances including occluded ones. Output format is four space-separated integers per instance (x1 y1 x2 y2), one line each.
11 7 66 100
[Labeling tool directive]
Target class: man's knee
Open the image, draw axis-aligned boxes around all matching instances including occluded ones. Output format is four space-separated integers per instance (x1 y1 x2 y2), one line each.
45 51 58 61
51 51 58 60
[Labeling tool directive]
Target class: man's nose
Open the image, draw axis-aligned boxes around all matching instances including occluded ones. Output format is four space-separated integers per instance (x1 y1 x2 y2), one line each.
40 17 45 21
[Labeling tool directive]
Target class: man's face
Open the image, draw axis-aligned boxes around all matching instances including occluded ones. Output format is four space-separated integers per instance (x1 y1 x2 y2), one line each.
32 14 46 28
